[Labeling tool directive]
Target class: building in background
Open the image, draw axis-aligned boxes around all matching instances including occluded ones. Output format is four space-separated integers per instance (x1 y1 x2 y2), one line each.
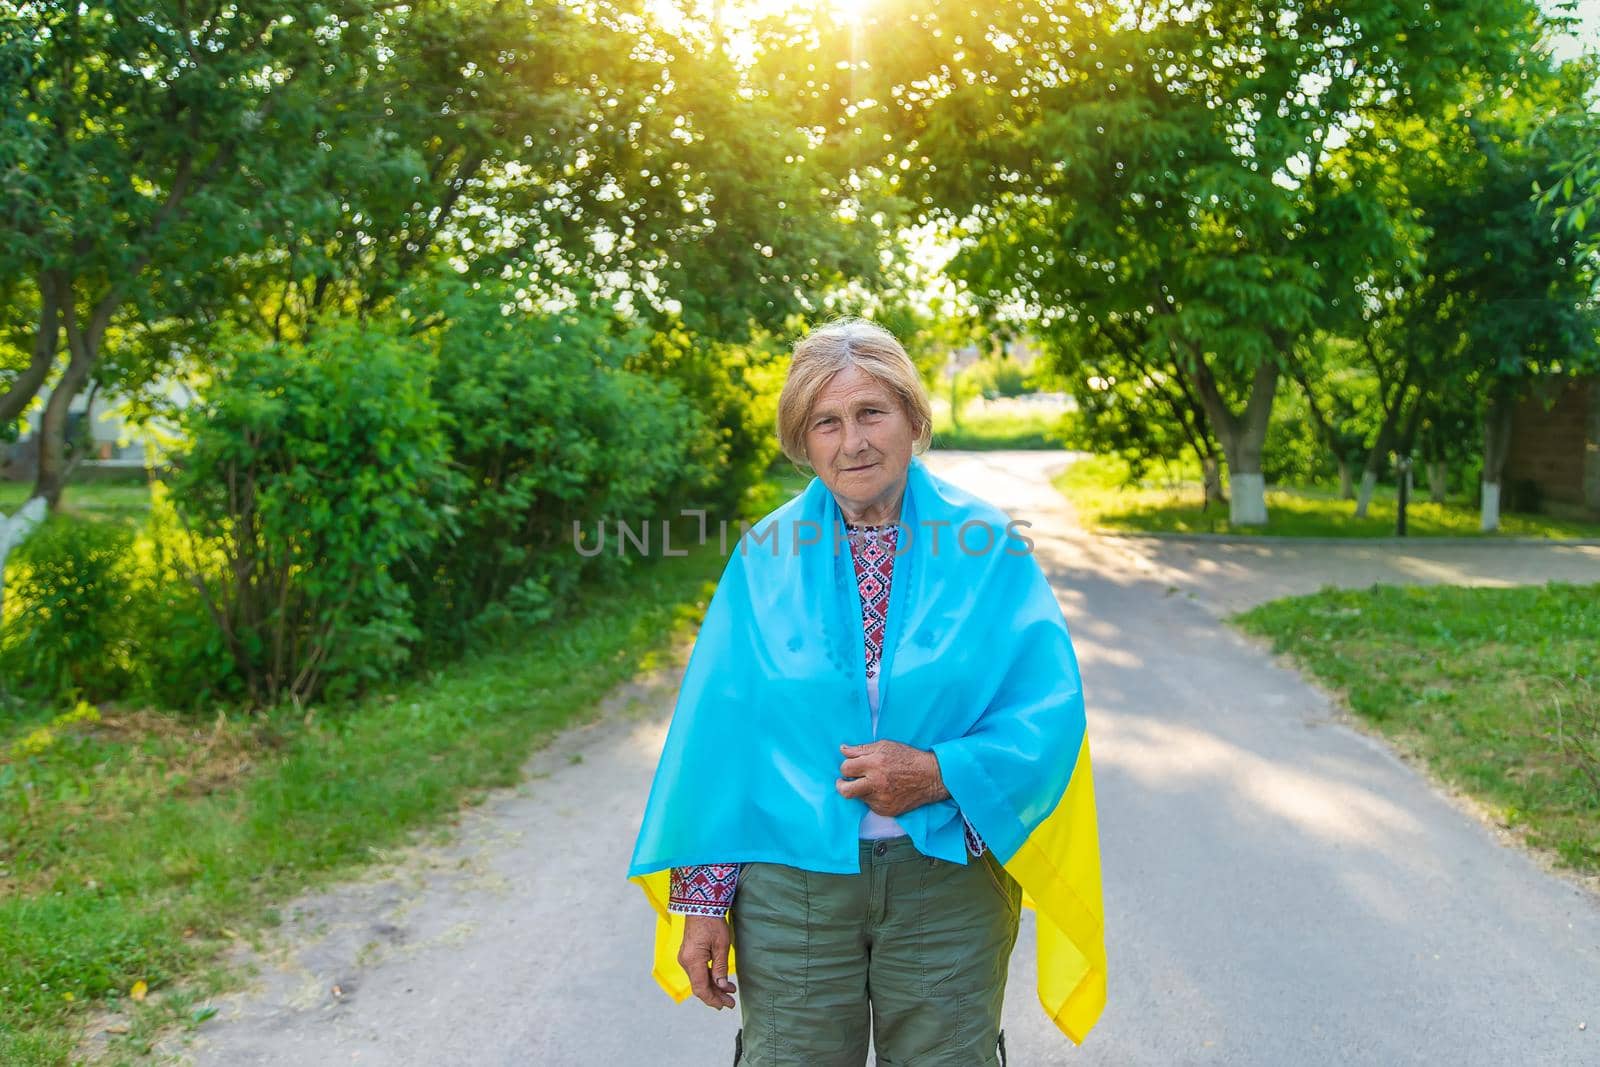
943 334 1043 378
1 378 189 483
1504 376 1600 519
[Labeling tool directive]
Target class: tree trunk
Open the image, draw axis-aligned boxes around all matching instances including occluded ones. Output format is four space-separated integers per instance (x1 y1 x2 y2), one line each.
1189 357 1277 526
1352 469 1377 518
1354 408 1405 519
1355 469 1378 517
0 278 62 426
1480 389 1516 533
1427 461 1447 504
1227 471 1265 525
34 359 94 510
32 285 119 510
1286 361 1356 504
1227 365 1277 526
1201 455 1226 510
1480 481 1501 532
33 309 99 510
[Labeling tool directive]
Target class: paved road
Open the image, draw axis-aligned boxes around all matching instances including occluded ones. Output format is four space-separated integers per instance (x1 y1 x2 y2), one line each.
153 451 1600 1066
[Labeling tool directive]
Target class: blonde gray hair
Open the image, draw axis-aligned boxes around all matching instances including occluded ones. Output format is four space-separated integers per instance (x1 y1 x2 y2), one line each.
776 317 934 470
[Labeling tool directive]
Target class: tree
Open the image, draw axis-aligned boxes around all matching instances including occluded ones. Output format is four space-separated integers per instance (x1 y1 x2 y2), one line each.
1281 334 1376 501
804 0 1538 523
1532 2 1600 260
0 2 397 508
212 0 891 346
166 320 451 706
1537 125 1600 259
1047 320 1227 506
1392 55 1600 530
1 1 895 515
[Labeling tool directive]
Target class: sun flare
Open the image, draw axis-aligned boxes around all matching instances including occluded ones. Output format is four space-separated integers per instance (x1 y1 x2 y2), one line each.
648 0 877 32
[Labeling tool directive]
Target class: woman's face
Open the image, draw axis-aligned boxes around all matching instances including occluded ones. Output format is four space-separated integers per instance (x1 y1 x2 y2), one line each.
803 364 918 523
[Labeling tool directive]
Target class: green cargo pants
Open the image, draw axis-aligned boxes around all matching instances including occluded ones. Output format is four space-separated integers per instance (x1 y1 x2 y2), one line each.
728 836 1022 1066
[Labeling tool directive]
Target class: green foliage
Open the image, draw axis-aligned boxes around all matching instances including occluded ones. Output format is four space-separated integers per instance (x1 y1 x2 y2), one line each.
168 321 450 706
1409 76 1600 389
401 281 719 647
0 1 395 457
0 3 367 271
2 0 891 514
1319 52 1600 519
2 276 794 707
1284 333 1390 483
130 483 247 711
1261 385 1337 487
860 0 1548 524
0 488 243 715
624 325 785 513
1055 361 1216 483
1 517 136 702
1531 58 1600 259
970 357 1031 400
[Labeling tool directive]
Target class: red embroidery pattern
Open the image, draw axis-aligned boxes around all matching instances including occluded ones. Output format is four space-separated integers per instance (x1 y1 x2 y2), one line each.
848 524 898 678
669 863 741 916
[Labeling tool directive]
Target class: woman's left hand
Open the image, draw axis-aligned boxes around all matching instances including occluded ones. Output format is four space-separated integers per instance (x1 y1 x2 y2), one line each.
836 740 950 816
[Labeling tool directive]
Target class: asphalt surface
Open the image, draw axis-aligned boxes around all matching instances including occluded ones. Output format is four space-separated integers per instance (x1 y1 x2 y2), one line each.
148 451 1600 1066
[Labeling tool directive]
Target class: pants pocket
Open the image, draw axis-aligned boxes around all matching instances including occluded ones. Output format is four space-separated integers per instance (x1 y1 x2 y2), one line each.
974 851 1020 918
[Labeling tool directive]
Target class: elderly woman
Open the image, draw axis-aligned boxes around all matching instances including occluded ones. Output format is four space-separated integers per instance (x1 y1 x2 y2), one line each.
628 318 1105 1065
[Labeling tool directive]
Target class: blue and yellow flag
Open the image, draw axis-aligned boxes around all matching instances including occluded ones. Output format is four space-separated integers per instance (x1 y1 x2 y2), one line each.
628 454 1105 1043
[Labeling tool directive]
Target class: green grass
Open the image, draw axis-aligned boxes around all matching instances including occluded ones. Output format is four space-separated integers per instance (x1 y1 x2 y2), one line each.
1236 583 1600 875
1056 454 1600 539
0 471 803 1066
930 408 1064 451
0 481 152 526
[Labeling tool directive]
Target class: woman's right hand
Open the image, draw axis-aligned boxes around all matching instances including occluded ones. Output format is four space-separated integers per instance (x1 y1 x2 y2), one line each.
678 914 737 1010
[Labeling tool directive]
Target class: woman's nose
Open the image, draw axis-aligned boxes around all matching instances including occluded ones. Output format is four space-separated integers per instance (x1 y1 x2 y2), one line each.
842 420 866 453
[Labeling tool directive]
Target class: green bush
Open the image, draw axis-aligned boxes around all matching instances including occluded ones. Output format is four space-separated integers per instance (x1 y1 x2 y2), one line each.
1056 369 1205 481
625 324 784 512
0 495 244 714
4 284 785 711
127 482 245 710
1262 385 1338 487
403 282 719 649
1 517 137 703
167 320 450 706
972 356 1031 400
